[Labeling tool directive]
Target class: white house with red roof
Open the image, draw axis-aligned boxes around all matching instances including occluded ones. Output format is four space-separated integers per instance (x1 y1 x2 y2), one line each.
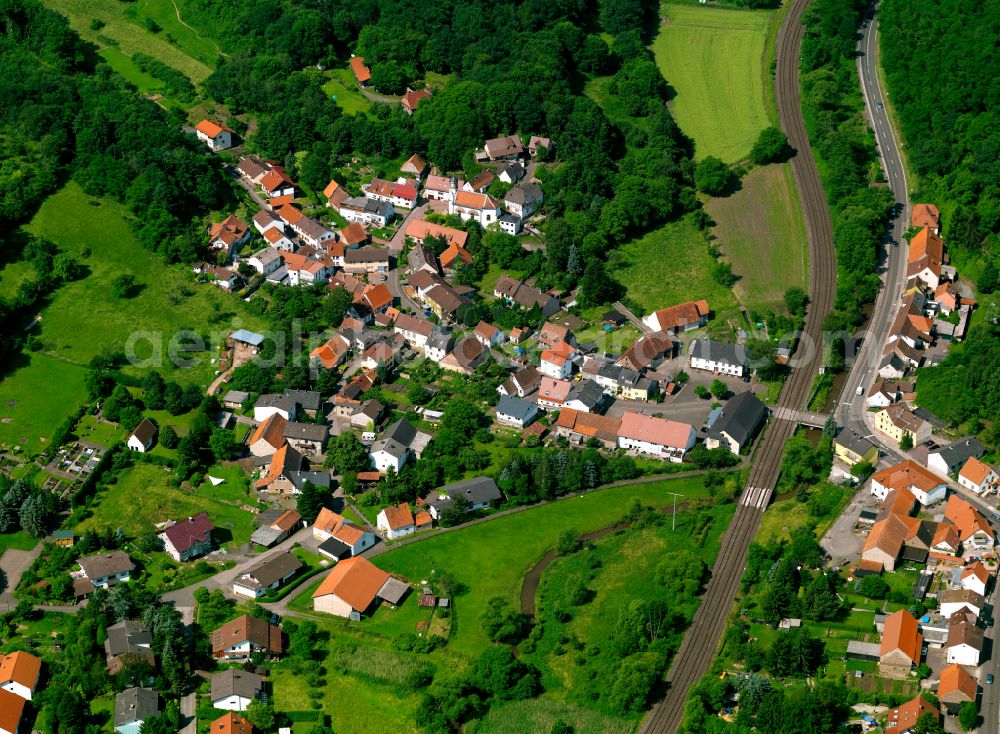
363 179 418 209
0 651 41 701
377 502 427 540
958 456 997 495
959 561 990 597
616 412 696 463
158 513 215 562
195 119 234 151
473 321 505 348
312 508 376 556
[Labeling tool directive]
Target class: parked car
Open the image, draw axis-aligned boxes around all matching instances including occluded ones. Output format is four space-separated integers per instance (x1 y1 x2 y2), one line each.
987 673 994 684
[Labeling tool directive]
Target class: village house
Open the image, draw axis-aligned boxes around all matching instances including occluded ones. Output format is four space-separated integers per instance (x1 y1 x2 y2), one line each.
212 615 282 660
322 179 349 208
340 196 393 227
884 695 938 734
376 502 432 540
617 412 697 463
503 182 544 218
252 209 283 234
483 134 525 161
450 189 501 227
642 300 710 333
158 513 214 562
369 419 431 473
244 246 284 276
248 414 286 457
939 588 985 619
406 243 439 275
537 322 573 350
195 262 237 290
688 338 746 377
77 550 134 589
393 313 435 349
232 553 303 599
879 609 922 679
944 611 982 665
911 203 940 235
312 507 376 558
424 174 460 201
209 214 251 255
498 162 525 184
210 669 263 712
115 687 159 734
466 170 495 193
211 713 254 734
705 391 768 454
259 167 295 198
860 501 932 572
254 394 297 422
309 335 349 372
528 135 553 157
105 620 154 675
556 408 621 450
833 428 879 467
249 508 302 547
937 663 977 715
313 556 407 617
425 331 454 363
866 379 916 408
0 689 24 734
261 227 294 253
498 365 542 398
928 438 985 478
943 495 995 559
540 341 576 380
343 247 390 274
873 404 932 445
498 213 522 235
959 560 990 596
907 226 945 290
422 477 503 520
493 275 560 317
400 87 431 114
195 119 234 151
494 395 539 429
0 651 41 701
236 156 272 185
400 153 428 178
871 460 948 506
440 241 473 272
126 418 157 453
537 377 605 413
254 444 305 494
440 336 489 374
618 332 674 374
350 56 371 86
363 178 418 209
958 456 997 494
282 421 328 456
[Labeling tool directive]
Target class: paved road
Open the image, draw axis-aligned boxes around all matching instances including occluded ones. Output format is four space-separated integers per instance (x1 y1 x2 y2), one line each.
835 2 910 451
159 527 317 606
637 0 839 729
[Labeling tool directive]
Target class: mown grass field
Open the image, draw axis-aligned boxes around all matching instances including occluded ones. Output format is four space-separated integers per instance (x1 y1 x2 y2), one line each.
706 163 808 306
372 477 716 656
653 4 772 162
23 182 268 385
323 68 375 118
610 217 739 315
74 462 255 544
0 354 88 456
42 0 214 84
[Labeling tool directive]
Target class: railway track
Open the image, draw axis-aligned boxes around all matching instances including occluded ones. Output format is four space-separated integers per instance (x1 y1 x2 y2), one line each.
638 0 837 730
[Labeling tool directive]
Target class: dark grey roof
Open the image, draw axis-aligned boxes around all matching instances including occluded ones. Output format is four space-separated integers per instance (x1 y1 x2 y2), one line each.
115 687 159 726
512 366 541 392
835 428 875 458
78 551 134 580
567 379 604 408
505 182 543 205
407 244 437 272
423 476 502 512
283 389 322 411
499 162 525 180
496 395 537 422
210 668 262 702
282 421 329 443
377 577 409 604
239 552 303 589
708 391 767 447
105 620 152 658
383 419 417 447
287 470 331 490
255 393 297 414
933 438 985 468
222 390 249 405
296 215 332 240
426 331 454 351
689 338 745 366
912 406 944 426
343 197 391 217
317 536 353 560
256 507 285 527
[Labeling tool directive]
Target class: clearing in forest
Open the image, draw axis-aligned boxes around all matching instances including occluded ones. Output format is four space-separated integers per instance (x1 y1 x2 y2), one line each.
653 4 772 162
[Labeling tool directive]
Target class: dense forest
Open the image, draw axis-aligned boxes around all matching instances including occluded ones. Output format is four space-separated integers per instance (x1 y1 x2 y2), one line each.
800 0 893 350
189 0 695 299
0 0 230 372
879 0 1000 440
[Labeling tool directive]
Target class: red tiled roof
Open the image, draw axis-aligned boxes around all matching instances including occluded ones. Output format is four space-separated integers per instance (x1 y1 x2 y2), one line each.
196 119 231 137
380 502 414 531
880 610 922 664
617 412 693 449
312 556 390 612
0 651 40 691
401 89 431 112
350 56 371 83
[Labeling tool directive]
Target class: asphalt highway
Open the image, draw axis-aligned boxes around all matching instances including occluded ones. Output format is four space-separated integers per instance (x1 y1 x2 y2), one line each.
638 0 838 729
